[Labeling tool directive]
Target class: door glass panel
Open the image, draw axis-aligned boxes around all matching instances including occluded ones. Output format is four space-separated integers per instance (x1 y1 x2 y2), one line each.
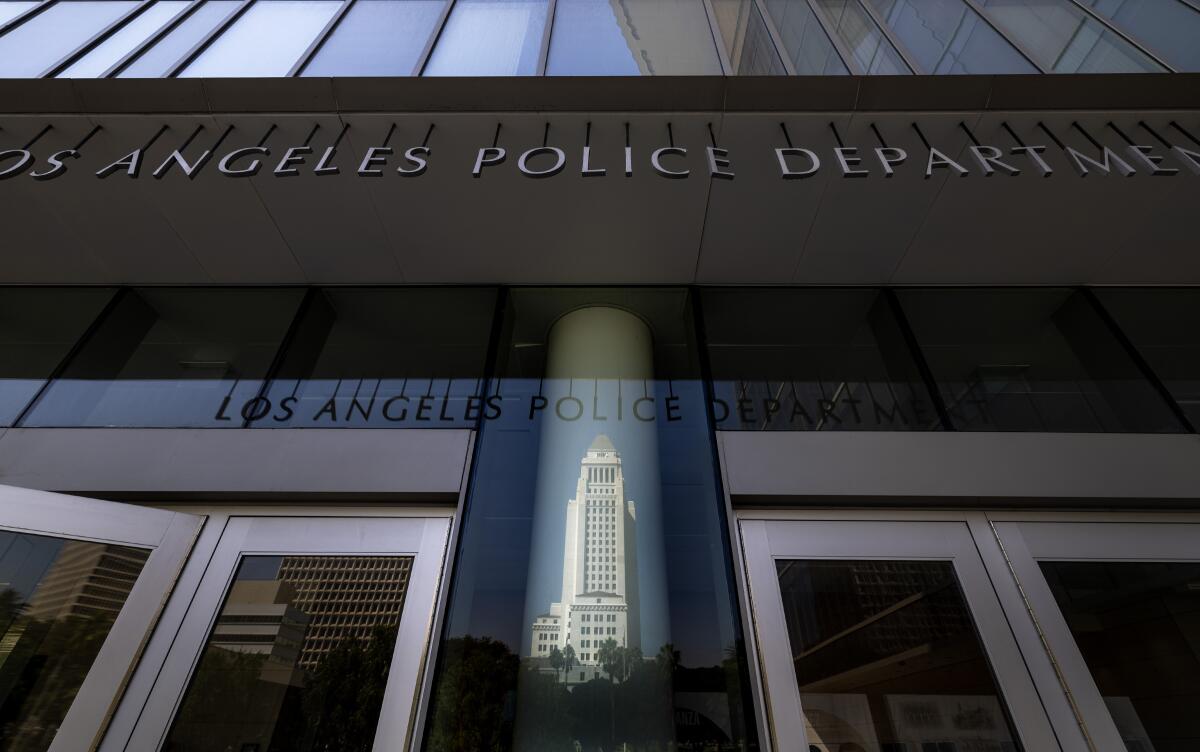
165 554 413 752
0 530 150 751
0 0 140 77
1040 560 1200 751
117 0 241 77
776 559 1022 751
179 0 342 77
58 0 190 77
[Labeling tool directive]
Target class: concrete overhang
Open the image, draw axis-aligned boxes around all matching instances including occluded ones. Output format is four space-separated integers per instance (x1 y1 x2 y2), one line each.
1 74 1197 286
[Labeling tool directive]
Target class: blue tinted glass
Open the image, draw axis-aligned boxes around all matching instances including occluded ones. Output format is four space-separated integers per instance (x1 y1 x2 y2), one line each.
813 0 911 73
0 0 139 77
422 0 547 75
0 2 38 26
1082 0 1200 72
976 0 1165 72
547 0 723 75
180 0 341 77
763 0 849 74
58 0 190 77
303 0 446 76
118 0 239 77
867 0 1037 73
0 289 114 427
24 288 303 428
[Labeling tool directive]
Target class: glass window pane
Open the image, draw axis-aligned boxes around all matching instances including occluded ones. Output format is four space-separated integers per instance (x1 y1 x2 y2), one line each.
975 0 1165 72
546 0 723 75
866 0 1038 73
895 288 1186 433
776 559 1023 751
257 288 496 428
165 555 412 752
1095 288 1200 428
118 0 240 77
58 0 190 77
0 531 149 752
422 0 547 75
423 289 759 752
301 0 445 76
763 0 850 74
735 2 788 74
1040 560 1200 751
0 0 139 77
1081 0 1200 72
813 0 911 73
0 288 114 427
180 0 341 77
702 288 941 431
24 288 304 428
0 1 38 26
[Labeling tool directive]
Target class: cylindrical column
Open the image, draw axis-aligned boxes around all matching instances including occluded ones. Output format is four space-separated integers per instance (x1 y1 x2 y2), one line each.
515 305 672 749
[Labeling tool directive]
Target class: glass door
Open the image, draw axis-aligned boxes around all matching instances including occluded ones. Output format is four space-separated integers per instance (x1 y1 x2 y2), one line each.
116 514 451 752
992 517 1200 752
0 483 202 752
740 517 1061 752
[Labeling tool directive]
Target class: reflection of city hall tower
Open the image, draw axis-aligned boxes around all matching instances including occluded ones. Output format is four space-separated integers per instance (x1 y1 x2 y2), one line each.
530 434 639 670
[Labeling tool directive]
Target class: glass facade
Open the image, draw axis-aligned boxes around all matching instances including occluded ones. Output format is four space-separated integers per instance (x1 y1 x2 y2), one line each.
3 0 1194 78
422 288 759 752
2 286 1198 434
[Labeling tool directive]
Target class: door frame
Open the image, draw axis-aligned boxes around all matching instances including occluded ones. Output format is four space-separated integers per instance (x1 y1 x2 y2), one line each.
990 513 1200 752
102 505 453 752
0 483 203 752
739 512 1062 752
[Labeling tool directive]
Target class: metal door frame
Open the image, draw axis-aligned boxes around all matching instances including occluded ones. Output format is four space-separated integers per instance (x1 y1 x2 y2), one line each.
990 513 1200 752
106 508 452 752
738 511 1063 752
0 483 203 752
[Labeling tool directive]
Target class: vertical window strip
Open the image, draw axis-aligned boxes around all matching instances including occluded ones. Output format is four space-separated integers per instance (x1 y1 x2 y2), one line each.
1063 0 1177 73
958 0 1048 72
162 0 251 76
853 0 923 73
802 0 864 74
0 0 55 37
752 0 800 75
287 0 355 76
101 0 201 77
534 0 556 75
700 0 734 76
41 0 162 77
414 0 455 74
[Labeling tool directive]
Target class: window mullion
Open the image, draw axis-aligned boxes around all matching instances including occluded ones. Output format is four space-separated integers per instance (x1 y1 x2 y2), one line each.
803 0 865 75
287 0 355 77
752 0 799 76
413 0 455 75
101 0 198 77
41 0 158 78
164 0 253 77
1062 0 1175 73
959 0 1048 73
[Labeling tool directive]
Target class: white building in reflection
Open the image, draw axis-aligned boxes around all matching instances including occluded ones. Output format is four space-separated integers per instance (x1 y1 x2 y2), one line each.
530 434 639 670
